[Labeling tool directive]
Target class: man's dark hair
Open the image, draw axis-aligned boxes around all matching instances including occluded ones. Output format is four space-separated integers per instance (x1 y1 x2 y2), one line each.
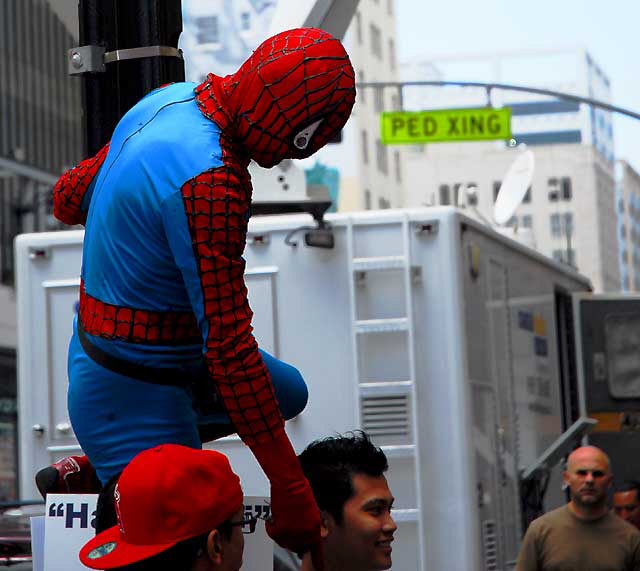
615 480 640 496
113 524 234 571
298 431 388 524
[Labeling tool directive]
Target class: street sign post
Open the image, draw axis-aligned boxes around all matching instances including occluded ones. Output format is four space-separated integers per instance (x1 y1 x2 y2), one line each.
381 107 512 144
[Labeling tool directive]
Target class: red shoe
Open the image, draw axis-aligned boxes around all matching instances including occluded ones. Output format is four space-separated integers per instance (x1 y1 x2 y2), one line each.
35 455 101 498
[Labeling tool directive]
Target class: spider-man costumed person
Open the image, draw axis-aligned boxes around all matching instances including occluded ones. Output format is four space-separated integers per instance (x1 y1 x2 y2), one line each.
42 27 355 558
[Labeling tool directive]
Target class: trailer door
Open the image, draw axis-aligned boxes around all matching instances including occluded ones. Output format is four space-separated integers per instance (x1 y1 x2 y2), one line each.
574 293 640 482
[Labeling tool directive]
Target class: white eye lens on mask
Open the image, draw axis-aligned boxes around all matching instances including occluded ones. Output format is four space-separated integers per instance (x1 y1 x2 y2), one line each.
293 118 324 150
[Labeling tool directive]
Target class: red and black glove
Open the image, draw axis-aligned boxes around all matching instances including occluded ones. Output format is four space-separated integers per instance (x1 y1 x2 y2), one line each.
250 433 323 567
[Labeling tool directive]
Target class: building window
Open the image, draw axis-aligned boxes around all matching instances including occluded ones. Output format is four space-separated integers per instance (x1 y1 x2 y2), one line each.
550 213 573 237
548 178 559 201
195 16 219 44
240 12 251 31
522 215 532 228
439 184 451 205
552 249 576 266
358 70 365 104
452 183 463 206
361 130 369 164
550 213 561 236
466 183 478 206
356 12 362 44
621 224 627 239
379 197 391 209
364 189 371 210
370 23 383 59
376 139 388 174
394 151 402 184
493 181 501 202
561 177 572 200
549 177 572 201
506 216 517 227
388 38 396 70
523 186 532 203
374 87 384 113
564 212 574 235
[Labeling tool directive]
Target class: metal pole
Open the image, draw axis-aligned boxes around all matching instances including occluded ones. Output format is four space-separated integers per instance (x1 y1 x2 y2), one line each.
357 80 640 121
78 0 185 156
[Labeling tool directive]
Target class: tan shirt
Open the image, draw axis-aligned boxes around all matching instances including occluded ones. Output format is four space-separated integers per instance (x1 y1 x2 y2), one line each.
517 505 640 571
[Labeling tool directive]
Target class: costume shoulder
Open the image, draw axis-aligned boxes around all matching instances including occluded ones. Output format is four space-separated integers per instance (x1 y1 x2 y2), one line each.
105 82 225 196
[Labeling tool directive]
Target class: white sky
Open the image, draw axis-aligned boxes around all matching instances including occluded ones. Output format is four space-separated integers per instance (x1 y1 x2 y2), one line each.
395 0 640 172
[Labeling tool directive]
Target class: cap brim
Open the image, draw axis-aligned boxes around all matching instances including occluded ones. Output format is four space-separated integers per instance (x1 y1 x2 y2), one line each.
80 525 179 569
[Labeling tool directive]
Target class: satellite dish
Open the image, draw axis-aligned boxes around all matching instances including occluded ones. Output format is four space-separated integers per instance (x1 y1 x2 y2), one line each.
493 150 535 225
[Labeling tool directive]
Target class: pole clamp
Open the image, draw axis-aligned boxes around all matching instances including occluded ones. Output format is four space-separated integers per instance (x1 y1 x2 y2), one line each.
68 45 183 75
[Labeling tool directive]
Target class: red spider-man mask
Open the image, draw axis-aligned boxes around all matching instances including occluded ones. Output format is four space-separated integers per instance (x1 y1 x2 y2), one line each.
195 28 356 168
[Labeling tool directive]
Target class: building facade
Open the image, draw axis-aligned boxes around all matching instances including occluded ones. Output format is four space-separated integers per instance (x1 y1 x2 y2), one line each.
404 142 619 292
616 160 640 292
399 49 620 292
0 0 83 499
400 49 614 161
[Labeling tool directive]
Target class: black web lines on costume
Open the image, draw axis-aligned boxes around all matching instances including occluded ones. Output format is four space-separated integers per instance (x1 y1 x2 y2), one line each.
54 144 111 224
181 169 283 445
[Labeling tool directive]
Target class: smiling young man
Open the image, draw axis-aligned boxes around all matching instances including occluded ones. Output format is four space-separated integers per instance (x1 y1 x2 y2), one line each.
517 445 640 571
298 432 397 571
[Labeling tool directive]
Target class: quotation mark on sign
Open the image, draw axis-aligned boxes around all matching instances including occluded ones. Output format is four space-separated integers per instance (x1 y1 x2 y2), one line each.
48 502 96 529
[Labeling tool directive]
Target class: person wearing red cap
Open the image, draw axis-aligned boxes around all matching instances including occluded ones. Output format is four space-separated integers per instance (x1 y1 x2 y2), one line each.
80 444 247 571
42 26 356 562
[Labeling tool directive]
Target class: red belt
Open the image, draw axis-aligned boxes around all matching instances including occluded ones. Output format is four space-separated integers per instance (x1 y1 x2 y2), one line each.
78 282 201 345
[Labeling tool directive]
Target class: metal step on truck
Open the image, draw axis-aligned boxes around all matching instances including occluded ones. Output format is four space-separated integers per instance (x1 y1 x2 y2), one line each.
15 207 640 571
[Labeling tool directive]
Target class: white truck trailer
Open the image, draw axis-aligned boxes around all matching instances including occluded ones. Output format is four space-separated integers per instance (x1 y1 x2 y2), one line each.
16 207 640 570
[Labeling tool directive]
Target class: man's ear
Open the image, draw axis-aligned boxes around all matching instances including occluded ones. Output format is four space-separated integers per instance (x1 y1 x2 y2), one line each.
320 510 335 539
605 473 614 490
206 530 224 565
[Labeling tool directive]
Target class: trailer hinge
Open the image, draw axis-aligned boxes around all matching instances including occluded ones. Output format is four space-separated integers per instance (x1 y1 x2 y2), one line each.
414 220 439 236
69 45 183 75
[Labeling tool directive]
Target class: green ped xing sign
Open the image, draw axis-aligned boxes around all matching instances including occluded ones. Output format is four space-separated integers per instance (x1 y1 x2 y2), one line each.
381 107 512 144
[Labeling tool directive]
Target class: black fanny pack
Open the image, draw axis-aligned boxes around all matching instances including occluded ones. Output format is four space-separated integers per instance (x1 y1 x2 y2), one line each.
77 322 223 416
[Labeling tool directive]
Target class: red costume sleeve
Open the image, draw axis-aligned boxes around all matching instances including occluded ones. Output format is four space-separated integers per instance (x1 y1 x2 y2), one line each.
53 143 110 226
180 166 284 446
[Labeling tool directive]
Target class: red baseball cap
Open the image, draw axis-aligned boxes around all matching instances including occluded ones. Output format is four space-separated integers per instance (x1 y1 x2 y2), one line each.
79 444 243 569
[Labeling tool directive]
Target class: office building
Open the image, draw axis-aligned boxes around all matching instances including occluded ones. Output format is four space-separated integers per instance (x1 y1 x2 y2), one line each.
617 160 640 292
0 0 83 499
400 49 619 292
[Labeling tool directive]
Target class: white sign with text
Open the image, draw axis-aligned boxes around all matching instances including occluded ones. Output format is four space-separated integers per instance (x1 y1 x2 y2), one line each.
34 494 273 570
44 494 98 571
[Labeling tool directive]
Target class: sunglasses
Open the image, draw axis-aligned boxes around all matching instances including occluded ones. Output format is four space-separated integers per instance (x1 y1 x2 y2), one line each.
229 513 268 535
